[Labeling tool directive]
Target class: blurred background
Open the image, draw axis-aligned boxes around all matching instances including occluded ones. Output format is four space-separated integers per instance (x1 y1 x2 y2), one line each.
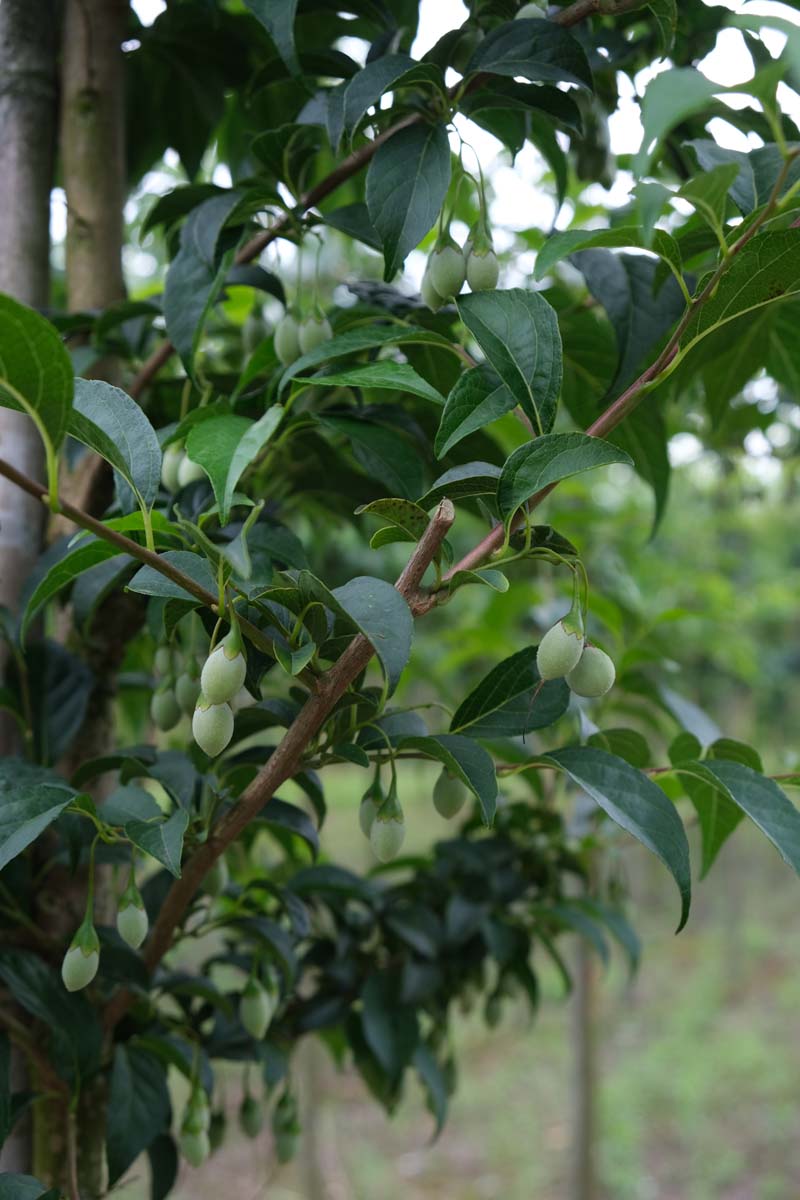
94 0 800 1195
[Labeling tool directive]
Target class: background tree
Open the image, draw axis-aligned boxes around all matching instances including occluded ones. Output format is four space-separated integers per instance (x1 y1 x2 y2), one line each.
1 1 800 1198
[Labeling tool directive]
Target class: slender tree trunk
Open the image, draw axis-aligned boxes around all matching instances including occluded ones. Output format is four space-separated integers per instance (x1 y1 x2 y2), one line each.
569 931 598 1200
0 0 60 1177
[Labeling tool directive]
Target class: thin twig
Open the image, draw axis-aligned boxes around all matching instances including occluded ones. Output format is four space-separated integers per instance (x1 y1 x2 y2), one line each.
66 1106 80 1200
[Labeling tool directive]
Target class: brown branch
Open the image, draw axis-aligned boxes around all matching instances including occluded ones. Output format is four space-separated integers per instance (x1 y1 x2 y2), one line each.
102 499 455 1029
553 0 648 26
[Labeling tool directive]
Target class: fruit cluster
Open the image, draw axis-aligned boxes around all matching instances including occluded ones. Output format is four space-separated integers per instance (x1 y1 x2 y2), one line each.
359 766 469 863
536 615 616 697
422 220 499 311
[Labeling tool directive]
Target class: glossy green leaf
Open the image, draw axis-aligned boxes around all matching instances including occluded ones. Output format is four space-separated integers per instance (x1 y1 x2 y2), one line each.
127 551 216 603
332 575 413 692
545 746 691 931
0 762 76 871
366 122 451 280
414 1043 448 1138
106 1045 171 1185
418 462 501 509
435 366 517 457
70 379 162 513
688 760 800 878
456 289 562 435
681 768 742 878
400 733 498 824
450 646 570 738
498 433 632 528
0 949 101 1080
299 362 444 405
343 55 443 140
280 325 455 393
535 227 682 286
356 498 431 544
316 414 424 500
466 20 592 89
185 406 283 524
0 293 73 449
677 164 739 233
243 0 299 73
319 203 382 250
21 540 126 642
125 808 189 878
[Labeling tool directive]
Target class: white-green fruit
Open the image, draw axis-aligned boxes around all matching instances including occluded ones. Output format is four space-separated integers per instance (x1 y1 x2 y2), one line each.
466 248 499 291
179 1129 210 1167
536 620 584 680
177 453 206 489
175 671 201 715
359 794 379 838
429 244 466 299
433 770 467 819
370 815 405 862
150 687 181 732
240 979 274 1040
274 313 300 365
517 1 547 16
239 1096 264 1139
183 1091 211 1135
202 855 229 897
566 644 616 697
61 945 99 992
154 645 173 675
192 699 234 757
298 314 333 354
160 444 183 493
117 902 149 950
201 637 247 705
421 270 445 312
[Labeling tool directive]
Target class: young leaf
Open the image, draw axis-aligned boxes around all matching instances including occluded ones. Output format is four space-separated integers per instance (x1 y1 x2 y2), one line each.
398 733 498 824
498 433 633 528
544 746 692 931
465 20 592 89
70 379 162 513
125 808 190 878
185 406 283 525
456 289 562 435
0 293 73 449
435 366 517 457
366 122 451 280
450 646 570 738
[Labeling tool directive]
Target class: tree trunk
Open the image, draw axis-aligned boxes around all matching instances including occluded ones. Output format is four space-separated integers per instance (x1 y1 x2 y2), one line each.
0 0 60 1177
569 930 598 1200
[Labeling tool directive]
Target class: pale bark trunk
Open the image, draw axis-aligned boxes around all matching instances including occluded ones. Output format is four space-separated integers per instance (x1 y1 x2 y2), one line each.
0 0 60 1177
569 929 598 1200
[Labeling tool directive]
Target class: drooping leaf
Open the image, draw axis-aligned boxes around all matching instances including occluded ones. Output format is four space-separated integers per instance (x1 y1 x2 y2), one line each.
125 808 190 878
366 122 451 280
450 646 570 738
185 407 283 525
147 1134 179 1200
648 0 678 55
465 20 592 89
435 366 517 457
398 733 498 824
634 68 720 174
0 761 76 871
127 551 216 604
243 0 299 73
279 325 455 393
316 414 425 500
535 227 682 286
418 462 501 509
0 950 102 1080
544 746 691 931
456 290 562 435
498 433 632 528
343 55 443 141
21 541 125 643
300 362 444 405
332 575 413 693
70 379 162 515
413 1043 448 1138
106 1045 172 1185
0 293 73 449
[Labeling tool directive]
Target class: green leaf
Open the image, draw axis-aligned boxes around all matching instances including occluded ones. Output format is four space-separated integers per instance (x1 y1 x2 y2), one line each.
456 289 562 435
280 325 455 393
450 646 570 738
0 761 76 871
418 462 501 509
0 1176 58 1200
544 746 691 931
465 20 591 89
0 293 73 449
610 405 671 531
316 414 424 500
635 68 720 174
498 433 632 528
243 0 299 73
648 0 677 55
356 498 432 549
125 808 190 878
70 379 162 513
435 366 517 457
319 203 382 250
689 760 800 878
128 551 216 603
163 191 243 373
681 769 742 878
587 728 650 768
535 227 682 286
413 1043 448 1138
299 362 444 405
366 122 451 280
147 1135 178 1200
106 1045 171 1186
399 733 498 824
677 164 739 234
0 949 101 1080
21 540 128 643
343 56 443 141
332 575 413 693
185 406 283 525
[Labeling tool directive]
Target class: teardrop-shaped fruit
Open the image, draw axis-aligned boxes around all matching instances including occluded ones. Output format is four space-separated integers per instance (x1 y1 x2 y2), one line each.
429 243 466 299
275 1130 299 1163
177 453 206 489
179 1129 210 1167
161 444 183 493
202 855 229 898
175 670 201 715
359 793 379 838
370 813 405 862
274 313 300 365
182 1090 211 1135
298 314 333 355
154 645 173 675
433 769 467 819
117 901 149 950
566 644 616 697
516 1 547 16
421 269 445 312
151 687 181 732
208 1108 227 1153
200 634 247 705
192 698 234 757
239 1095 264 1140
536 619 584 680
466 248 500 291
61 944 99 992
240 978 274 1040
